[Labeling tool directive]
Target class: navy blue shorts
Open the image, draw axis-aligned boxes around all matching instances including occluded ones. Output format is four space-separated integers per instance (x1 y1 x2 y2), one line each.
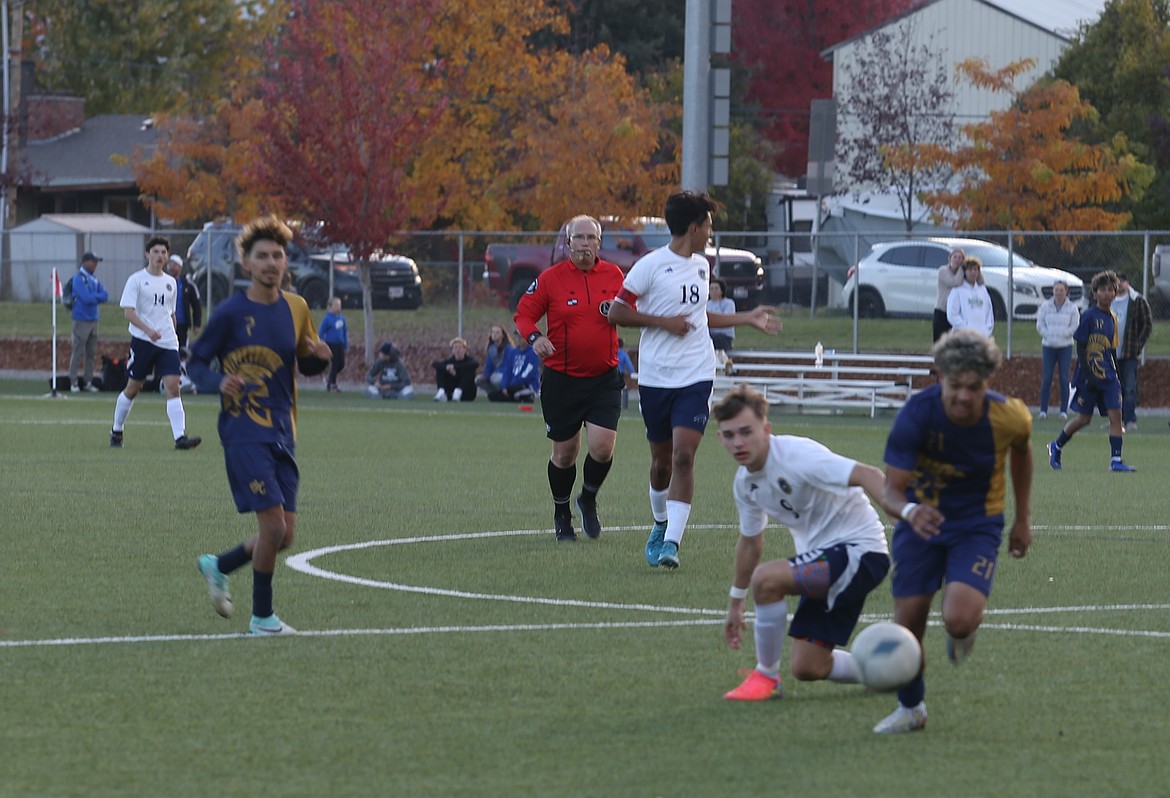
1070 376 1122 416
126 338 182 382
890 519 1002 598
787 545 890 647
224 442 299 514
638 381 713 442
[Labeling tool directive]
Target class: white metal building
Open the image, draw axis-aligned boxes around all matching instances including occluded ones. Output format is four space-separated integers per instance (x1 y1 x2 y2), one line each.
7 214 152 302
825 0 1106 141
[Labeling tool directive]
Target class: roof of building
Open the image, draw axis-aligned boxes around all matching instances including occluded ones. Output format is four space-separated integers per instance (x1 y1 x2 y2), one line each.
23 115 159 191
824 0 1106 55
12 213 153 233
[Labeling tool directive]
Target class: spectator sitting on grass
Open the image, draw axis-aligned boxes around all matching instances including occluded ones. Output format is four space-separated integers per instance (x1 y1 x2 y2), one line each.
366 342 414 399
489 333 541 402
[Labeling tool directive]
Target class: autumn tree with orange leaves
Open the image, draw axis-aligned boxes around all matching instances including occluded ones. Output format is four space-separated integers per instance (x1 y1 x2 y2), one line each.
920 59 1154 242
133 0 676 235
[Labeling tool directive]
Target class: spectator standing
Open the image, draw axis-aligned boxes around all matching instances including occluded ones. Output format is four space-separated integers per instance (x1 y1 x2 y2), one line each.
366 341 414 399
488 333 540 402
1112 273 1152 430
608 190 781 570
515 214 626 541
933 248 966 343
166 254 202 350
476 324 514 394
431 337 478 401
707 278 736 352
1035 280 1079 420
68 252 110 392
946 257 994 339
616 337 635 410
109 236 201 451
318 297 349 393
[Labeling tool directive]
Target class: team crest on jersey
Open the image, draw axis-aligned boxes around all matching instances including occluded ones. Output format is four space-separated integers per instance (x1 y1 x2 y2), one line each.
166 283 174 292
699 268 707 280
526 279 538 294
777 478 793 494
567 298 578 306
600 299 612 317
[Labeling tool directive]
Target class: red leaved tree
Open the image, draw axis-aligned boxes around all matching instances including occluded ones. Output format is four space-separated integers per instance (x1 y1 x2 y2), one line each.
252 0 447 361
732 0 923 177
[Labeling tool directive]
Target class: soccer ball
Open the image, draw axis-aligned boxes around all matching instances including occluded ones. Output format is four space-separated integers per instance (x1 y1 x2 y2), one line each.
850 622 922 692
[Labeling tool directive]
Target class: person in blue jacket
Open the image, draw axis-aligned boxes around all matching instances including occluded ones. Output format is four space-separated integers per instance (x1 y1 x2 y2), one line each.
476 323 514 394
318 297 349 392
489 332 541 402
69 252 110 392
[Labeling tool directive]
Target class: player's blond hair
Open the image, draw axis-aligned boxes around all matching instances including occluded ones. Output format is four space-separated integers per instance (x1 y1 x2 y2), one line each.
712 383 769 423
933 328 1002 380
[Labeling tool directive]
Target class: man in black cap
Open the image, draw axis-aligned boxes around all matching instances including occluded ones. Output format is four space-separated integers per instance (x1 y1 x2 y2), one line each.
366 341 414 399
69 252 110 392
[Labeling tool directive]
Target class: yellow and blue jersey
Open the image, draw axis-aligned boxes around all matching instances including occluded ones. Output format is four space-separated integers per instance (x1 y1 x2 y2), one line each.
1073 305 1119 384
189 290 321 446
884 384 1031 525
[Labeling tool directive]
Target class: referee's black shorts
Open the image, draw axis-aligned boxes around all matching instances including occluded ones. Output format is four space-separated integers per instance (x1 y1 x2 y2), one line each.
540 366 623 442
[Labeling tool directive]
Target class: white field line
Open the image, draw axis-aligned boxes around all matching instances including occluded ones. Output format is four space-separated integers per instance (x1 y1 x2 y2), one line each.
4 527 1169 649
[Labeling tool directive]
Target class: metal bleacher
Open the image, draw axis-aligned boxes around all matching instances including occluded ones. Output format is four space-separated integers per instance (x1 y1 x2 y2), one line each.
711 350 935 417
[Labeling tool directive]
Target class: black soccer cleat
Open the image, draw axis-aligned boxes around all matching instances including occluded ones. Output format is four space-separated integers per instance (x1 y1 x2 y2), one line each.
109 429 123 448
575 493 602 539
554 514 577 542
175 434 202 451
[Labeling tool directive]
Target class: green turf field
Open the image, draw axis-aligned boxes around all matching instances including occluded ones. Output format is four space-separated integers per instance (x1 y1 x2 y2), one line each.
2 380 1167 797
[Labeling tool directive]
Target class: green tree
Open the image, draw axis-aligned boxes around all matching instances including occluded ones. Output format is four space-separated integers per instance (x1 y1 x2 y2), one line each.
26 0 280 114
1051 0 1170 228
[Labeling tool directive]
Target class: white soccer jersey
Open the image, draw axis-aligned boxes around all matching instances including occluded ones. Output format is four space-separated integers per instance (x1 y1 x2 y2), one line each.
120 268 180 351
732 435 889 556
617 246 716 388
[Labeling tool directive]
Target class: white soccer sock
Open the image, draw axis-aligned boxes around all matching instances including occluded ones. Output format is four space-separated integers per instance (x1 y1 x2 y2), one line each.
828 649 860 684
664 499 691 545
753 598 788 680
649 486 668 523
112 391 134 432
166 397 186 439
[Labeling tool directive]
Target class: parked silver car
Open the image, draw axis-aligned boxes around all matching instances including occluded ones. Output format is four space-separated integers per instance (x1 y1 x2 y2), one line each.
841 237 1086 321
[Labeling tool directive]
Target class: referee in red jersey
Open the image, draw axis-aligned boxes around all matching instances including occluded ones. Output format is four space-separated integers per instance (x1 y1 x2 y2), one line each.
515 215 627 542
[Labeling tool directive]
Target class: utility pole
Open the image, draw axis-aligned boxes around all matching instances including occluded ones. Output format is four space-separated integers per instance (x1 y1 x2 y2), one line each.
681 0 732 191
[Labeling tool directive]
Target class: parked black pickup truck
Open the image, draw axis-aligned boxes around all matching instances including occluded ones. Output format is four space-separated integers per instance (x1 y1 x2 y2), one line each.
483 218 765 310
187 222 423 310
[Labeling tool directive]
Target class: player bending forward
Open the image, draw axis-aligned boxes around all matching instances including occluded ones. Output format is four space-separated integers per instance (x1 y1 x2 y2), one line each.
715 385 891 701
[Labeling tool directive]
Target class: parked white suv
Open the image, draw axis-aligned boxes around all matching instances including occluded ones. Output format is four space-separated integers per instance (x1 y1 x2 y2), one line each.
841 237 1087 321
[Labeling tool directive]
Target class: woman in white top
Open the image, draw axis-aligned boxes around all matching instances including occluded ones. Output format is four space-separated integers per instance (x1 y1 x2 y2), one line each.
1034 280 1080 419
946 257 994 339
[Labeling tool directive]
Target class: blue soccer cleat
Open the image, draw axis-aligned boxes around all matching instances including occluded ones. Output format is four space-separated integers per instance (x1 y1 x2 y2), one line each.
1109 460 1136 473
197 554 232 619
249 614 297 636
657 540 680 569
1046 441 1062 471
644 521 667 566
